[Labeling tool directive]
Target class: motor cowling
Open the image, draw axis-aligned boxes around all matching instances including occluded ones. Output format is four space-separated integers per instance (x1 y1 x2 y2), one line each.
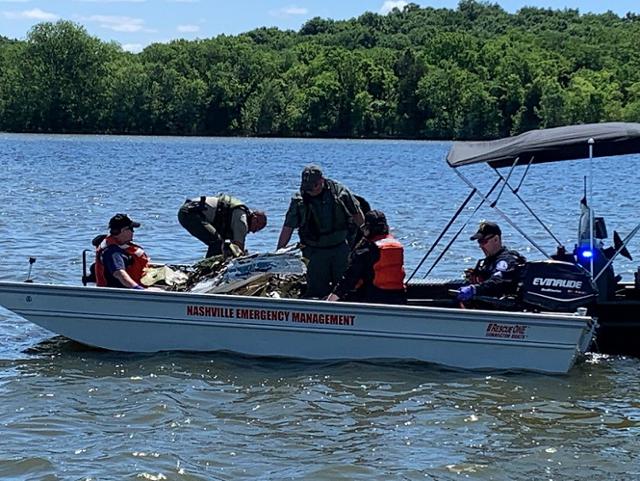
518 260 598 312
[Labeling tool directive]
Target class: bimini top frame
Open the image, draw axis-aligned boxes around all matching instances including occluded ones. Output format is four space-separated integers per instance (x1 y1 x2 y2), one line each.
409 122 640 282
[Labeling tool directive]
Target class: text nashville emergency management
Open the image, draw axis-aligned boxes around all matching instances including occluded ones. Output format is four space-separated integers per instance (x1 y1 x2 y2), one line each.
186 305 356 326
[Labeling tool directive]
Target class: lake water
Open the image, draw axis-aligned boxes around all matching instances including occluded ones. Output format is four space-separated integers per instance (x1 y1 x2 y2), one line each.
1 134 639 480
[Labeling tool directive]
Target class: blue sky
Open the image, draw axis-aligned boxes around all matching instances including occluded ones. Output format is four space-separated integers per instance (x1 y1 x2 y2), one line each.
1 0 637 53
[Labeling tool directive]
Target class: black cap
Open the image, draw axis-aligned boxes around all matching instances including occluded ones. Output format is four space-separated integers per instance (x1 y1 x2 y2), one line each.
364 209 389 236
364 209 387 227
300 165 323 191
109 213 141 232
470 221 501 241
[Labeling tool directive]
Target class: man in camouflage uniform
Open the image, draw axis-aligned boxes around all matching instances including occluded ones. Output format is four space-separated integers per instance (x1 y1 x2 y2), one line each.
277 165 364 298
178 194 267 258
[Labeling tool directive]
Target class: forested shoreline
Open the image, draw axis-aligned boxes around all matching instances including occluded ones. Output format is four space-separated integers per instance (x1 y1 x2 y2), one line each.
1 1 639 140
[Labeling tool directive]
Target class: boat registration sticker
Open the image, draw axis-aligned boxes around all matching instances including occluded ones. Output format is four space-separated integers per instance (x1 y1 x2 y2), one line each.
485 323 528 340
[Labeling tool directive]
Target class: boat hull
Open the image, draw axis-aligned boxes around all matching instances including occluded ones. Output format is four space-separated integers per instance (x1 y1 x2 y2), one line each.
0 281 594 374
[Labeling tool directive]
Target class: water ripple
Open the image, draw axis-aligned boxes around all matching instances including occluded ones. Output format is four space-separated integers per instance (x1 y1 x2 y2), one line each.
2 135 640 479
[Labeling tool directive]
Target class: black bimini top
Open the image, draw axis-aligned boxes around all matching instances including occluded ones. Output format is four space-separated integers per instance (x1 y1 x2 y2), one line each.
446 122 640 169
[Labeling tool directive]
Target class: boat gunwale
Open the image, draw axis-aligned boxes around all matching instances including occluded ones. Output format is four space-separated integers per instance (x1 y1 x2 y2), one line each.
0 281 594 326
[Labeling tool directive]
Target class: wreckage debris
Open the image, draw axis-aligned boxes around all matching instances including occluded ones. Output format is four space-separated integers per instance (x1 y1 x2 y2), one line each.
141 250 307 299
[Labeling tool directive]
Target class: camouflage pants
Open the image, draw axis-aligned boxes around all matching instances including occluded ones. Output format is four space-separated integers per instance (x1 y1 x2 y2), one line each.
177 202 223 257
302 242 349 299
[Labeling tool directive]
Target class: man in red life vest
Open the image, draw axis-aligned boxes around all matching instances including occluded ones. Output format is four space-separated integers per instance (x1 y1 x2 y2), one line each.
326 210 406 304
95 214 150 290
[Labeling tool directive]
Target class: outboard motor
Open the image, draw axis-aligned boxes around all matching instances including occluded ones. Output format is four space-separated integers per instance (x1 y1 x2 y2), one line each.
519 260 598 312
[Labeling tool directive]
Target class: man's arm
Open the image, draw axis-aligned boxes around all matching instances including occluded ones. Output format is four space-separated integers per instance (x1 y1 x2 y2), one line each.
352 208 364 229
113 269 142 288
104 247 144 289
340 187 364 228
277 225 294 250
329 244 373 300
277 198 299 250
231 211 249 251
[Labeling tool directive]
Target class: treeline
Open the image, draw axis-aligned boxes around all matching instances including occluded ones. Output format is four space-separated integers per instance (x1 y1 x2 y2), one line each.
1 0 640 139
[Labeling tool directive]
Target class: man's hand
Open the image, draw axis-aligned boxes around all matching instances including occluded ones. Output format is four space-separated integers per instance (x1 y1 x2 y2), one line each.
457 285 475 301
326 293 340 302
463 268 475 282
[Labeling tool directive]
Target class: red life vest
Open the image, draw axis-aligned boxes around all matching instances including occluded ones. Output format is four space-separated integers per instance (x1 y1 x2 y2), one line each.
95 236 150 287
372 234 405 290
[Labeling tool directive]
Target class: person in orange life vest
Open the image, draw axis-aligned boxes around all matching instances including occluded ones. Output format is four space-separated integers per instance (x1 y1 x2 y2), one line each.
95 214 150 290
326 210 406 304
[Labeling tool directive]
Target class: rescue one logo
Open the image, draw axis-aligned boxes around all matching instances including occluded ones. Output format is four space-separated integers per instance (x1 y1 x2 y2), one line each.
486 323 528 339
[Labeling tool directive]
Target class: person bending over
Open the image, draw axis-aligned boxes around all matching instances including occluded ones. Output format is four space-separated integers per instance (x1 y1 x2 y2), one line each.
178 194 267 258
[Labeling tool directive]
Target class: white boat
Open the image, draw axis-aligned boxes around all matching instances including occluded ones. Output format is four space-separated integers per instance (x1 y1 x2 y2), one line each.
410 122 640 357
0 280 594 374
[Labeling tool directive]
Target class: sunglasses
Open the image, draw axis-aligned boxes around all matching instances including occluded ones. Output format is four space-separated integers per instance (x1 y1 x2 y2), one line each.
477 235 495 245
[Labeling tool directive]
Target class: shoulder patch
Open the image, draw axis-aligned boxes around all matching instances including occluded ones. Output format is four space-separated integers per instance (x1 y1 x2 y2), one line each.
495 260 509 272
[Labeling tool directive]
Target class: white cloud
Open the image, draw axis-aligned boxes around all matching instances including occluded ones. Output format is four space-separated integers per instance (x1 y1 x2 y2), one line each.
74 0 146 3
282 6 307 15
379 0 408 15
269 5 308 18
82 14 154 32
121 43 143 53
2 8 58 20
177 24 199 33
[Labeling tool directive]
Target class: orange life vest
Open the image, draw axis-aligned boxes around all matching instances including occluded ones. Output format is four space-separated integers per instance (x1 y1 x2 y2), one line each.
372 235 405 290
95 236 150 287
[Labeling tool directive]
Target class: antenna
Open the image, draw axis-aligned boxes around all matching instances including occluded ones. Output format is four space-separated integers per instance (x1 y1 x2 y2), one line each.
25 257 36 283
588 138 595 277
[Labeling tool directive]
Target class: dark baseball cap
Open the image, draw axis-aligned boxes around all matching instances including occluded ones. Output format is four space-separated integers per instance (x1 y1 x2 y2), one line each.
300 165 323 191
364 209 387 228
109 213 141 231
470 221 501 241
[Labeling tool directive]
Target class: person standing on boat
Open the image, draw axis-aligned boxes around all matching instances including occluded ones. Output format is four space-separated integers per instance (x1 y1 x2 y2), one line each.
95 214 150 290
277 165 364 299
327 209 407 304
457 221 526 301
178 194 267 258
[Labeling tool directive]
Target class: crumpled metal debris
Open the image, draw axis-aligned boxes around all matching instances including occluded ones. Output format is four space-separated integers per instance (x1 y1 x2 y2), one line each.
140 264 190 287
144 249 307 298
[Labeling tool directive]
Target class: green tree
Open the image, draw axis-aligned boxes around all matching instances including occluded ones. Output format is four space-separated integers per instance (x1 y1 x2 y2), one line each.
15 21 115 132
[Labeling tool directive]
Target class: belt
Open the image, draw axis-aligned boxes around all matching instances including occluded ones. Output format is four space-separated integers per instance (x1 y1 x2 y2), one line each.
303 240 347 250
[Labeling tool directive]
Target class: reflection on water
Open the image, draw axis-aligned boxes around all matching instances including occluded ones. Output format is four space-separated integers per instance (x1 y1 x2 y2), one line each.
1 135 640 480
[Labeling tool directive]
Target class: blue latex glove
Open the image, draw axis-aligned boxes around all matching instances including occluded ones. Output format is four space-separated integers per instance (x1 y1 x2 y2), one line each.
457 285 475 301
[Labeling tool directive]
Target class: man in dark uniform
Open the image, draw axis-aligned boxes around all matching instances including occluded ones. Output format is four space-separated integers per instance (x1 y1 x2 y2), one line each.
277 165 364 298
457 221 526 301
327 210 406 304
